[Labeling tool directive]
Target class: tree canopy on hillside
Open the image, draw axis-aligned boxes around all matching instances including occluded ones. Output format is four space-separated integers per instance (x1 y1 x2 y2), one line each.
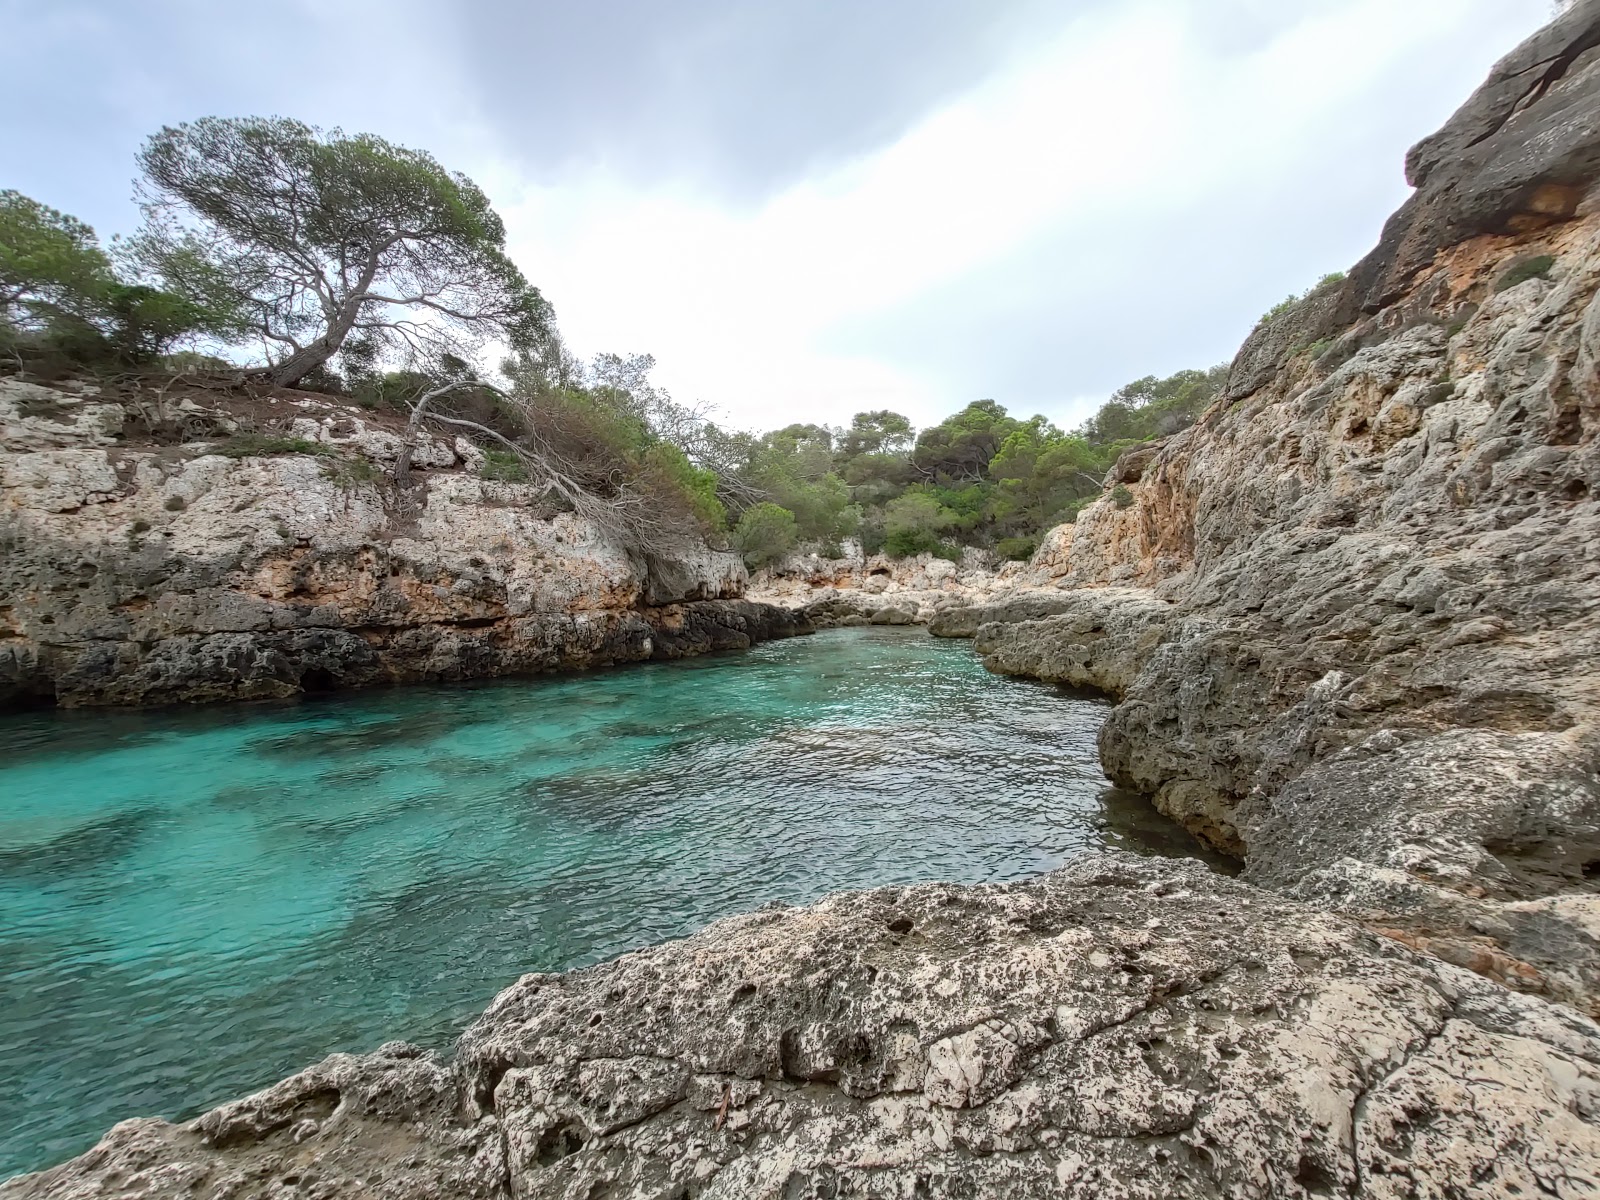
717 363 1228 563
0 190 227 365
127 117 554 387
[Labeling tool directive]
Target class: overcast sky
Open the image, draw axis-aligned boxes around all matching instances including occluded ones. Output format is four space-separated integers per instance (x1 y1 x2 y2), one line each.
4 0 1556 432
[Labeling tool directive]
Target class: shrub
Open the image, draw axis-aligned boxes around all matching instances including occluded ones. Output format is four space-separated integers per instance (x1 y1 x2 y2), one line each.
1111 484 1134 509
1 190 230 367
479 449 528 482
1494 255 1555 294
130 519 151 534
163 495 186 511
884 528 938 558
642 441 725 530
996 536 1037 561
734 502 798 568
1256 294 1303 327
325 456 382 487
216 434 333 458
883 492 956 559
1255 271 1346 329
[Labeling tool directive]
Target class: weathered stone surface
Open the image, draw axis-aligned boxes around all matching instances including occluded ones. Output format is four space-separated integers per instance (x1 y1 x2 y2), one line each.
747 547 1037 630
0 382 806 707
10 856 1600 1198
1347 0 1600 315
939 6 1600 1010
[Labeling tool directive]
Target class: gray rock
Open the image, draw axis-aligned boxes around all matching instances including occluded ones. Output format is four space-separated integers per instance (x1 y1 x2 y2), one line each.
1347 0 1600 314
961 6 1600 1008
0 383 806 707
10 856 1600 1198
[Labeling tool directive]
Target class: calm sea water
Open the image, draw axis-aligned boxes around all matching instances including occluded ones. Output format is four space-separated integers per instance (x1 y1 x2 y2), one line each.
0 627 1219 1178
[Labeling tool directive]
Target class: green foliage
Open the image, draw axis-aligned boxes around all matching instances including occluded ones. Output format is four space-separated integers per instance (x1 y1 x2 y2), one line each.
128 116 553 386
1257 294 1304 326
1255 270 1347 329
479 449 529 482
1494 255 1556 293
1111 484 1135 509
324 455 383 487
910 399 1019 484
0 191 110 323
644 442 726 529
734 502 798 567
837 410 913 458
739 423 855 543
996 536 1038 561
883 492 957 558
714 364 1224 558
216 434 334 458
1 190 221 366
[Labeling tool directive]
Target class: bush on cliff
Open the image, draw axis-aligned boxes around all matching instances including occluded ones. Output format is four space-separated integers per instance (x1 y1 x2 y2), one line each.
1494 255 1556 293
735 503 798 568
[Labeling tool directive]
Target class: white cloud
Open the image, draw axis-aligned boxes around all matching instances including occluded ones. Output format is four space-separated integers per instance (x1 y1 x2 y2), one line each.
488 0 1551 432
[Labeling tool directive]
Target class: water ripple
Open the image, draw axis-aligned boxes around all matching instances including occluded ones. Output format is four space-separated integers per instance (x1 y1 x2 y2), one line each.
0 627 1225 1179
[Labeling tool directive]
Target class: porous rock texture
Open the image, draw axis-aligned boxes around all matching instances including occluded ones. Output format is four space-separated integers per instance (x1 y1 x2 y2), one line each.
941 2 1600 1016
10 10 1600 1198
746 547 1026 629
0 380 807 707
9 856 1600 1199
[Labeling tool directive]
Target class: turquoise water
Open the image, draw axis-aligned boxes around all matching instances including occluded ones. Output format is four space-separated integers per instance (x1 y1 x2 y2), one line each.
0 627 1217 1179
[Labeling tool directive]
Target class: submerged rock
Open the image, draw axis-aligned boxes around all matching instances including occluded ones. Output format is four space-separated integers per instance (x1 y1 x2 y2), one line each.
7 856 1598 1198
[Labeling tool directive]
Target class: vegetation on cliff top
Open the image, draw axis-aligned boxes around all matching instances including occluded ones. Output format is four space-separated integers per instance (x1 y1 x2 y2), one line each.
2 118 1224 562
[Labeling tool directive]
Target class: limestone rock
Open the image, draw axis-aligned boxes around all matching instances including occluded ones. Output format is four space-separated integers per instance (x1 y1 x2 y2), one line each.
10 856 1600 1198
746 548 1041 630
0 382 801 707
938 5 1600 1010
1348 0 1600 313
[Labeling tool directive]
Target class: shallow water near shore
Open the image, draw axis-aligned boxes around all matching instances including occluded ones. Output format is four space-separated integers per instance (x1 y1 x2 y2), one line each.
0 627 1222 1178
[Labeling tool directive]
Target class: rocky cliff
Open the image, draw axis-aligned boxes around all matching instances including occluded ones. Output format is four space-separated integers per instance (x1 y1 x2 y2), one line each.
8 6 1600 1198
0 379 808 708
939 2 1600 1018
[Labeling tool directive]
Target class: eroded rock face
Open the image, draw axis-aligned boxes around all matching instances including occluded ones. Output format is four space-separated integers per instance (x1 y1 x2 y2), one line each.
746 548 1044 629
9 856 1599 1198
936 5 1600 1011
0 381 806 707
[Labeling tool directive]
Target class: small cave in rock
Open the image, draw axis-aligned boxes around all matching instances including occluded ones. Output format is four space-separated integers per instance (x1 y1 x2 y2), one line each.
299 668 338 694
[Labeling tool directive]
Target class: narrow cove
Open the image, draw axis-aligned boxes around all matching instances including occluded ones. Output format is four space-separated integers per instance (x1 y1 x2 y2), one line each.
0 627 1220 1178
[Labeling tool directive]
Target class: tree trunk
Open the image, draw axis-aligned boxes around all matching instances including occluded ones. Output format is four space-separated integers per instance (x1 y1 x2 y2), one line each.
268 255 381 389
268 307 360 388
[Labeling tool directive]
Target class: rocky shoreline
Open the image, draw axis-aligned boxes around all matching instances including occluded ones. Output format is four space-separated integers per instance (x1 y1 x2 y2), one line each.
0 379 810 709
10 855 1598 1199
6 4 1600 1196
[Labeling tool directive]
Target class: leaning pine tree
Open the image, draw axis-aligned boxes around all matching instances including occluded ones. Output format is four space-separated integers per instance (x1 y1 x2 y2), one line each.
127 116 553 387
